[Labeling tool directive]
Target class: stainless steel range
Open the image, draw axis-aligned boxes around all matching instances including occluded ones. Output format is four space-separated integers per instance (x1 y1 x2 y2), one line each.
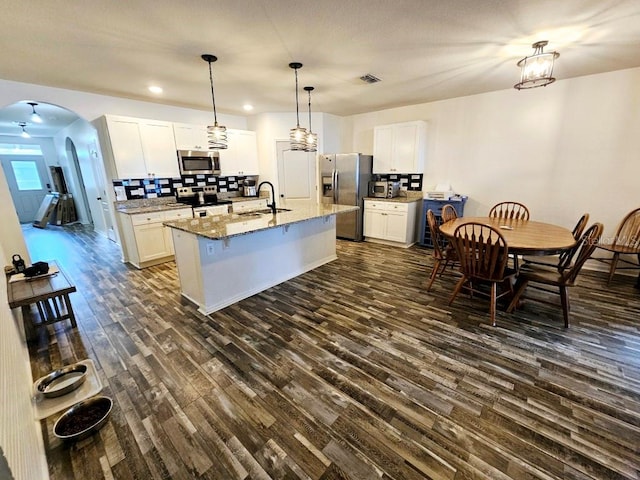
175 186 232 217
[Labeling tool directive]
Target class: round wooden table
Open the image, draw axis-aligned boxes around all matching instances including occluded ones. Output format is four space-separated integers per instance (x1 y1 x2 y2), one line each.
439 217 576 256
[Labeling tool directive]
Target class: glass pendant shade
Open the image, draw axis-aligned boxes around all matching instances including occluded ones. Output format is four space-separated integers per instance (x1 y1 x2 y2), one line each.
19 122 30 138
514 41 560 90
202 54 228 149
290 126 307 150
27 102 43 124
207 124 228 150
305 131 318 152
289 62 307 151
303 86 317 152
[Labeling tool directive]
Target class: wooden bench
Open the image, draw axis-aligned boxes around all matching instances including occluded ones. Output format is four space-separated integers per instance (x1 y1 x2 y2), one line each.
7 261 77 340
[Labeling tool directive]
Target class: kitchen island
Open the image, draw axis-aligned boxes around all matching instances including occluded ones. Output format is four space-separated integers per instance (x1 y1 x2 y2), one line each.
164 202 358 314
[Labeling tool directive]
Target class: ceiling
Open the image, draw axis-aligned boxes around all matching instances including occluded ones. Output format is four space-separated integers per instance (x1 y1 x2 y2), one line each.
1 0 640 138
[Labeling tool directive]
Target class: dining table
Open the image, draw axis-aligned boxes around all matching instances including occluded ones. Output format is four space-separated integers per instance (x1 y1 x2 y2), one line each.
439 216 576 256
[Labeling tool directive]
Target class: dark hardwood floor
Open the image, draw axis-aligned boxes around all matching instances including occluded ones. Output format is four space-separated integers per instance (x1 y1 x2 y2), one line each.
22 223 640 479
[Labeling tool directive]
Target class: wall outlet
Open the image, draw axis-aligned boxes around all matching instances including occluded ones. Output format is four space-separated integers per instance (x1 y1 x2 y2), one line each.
206 243 215 256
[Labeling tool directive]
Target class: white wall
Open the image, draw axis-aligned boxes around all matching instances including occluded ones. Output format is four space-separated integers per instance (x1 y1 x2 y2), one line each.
0 78 247 129
0 161 30 266
248 111 345 194
349 67 640 240
0 240 49 480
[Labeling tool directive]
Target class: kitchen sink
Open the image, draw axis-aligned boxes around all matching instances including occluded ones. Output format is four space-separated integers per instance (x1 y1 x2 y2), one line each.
235 208 291 217
254 208 292 214
235 212 263 217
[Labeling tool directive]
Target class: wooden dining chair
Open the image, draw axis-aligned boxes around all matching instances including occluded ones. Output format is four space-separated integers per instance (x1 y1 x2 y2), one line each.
522 213 589 271
591 207 640 285
426 209 458 291
441 204 458 223
507 222 603 327
488 201 530 270
448 222 517 326
489 201 530 221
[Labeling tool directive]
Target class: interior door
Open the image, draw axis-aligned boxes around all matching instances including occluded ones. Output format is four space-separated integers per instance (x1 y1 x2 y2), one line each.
0 155 51 223
276 140 318 202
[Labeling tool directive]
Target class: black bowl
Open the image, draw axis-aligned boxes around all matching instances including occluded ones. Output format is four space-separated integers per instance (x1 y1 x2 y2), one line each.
53 396 113 441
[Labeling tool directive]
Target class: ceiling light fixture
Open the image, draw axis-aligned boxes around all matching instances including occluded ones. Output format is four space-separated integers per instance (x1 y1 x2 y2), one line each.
201 54 227 150
514 40 560 90
289 62 307 151
148 85 163 94
18 122 30 138
303 86 317 152
27 102 43 124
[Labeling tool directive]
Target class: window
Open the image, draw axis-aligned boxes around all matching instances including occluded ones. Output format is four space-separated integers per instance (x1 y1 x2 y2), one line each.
11 160 43 191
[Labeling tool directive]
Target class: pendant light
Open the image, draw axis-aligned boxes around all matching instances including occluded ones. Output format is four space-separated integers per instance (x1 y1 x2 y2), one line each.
201 54 228 150
27 102 43 124
289 62 307 151
18 122 30 138
303 86 318 152
514 41 560 90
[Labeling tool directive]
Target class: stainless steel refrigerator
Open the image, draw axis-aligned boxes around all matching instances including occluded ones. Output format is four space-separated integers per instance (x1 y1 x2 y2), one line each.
320 153 373 241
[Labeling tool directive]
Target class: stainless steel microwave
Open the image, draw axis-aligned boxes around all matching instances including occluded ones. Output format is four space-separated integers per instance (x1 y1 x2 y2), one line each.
177 150 220 176
369 180 401 198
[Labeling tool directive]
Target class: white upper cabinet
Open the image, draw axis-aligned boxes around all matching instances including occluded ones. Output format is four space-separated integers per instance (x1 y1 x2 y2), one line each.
373 120 427 174
100 115 179 179
105 117 147 178
219 129 259 176
173 123 209 151
138 121 180 178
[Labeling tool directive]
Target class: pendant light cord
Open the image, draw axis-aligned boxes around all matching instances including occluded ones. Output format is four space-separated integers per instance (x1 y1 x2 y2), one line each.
208 60 219 126
307 89 312 132
295 67 300 127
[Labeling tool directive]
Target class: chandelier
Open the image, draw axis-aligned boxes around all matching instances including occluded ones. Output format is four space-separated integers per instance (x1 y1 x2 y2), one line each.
514 41 560 90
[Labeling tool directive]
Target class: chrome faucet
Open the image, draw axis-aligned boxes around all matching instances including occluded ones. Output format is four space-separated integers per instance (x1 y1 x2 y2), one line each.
257 181 277 214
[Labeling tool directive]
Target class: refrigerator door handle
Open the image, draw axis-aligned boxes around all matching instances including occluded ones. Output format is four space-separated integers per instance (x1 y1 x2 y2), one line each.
333 170 338 204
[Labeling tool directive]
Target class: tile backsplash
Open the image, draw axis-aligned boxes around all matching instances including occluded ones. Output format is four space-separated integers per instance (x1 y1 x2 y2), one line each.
113 174 255 200
373 173 423 191
114 172 424 201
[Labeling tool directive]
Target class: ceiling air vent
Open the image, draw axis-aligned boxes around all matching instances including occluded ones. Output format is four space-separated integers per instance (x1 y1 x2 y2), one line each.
359 74 381 84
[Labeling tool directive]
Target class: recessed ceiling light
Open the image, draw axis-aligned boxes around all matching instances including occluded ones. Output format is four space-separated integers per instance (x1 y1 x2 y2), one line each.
148 85 163 94
243 104 254 111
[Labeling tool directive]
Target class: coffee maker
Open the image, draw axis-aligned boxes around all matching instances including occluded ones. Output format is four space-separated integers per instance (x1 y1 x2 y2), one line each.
242 179 257 197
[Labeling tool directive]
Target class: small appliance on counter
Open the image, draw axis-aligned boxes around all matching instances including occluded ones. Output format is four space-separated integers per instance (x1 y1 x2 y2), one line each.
369 180 401 198
242 179 257 197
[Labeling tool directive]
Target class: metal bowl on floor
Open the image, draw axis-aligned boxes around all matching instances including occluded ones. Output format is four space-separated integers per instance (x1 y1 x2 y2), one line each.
34 363 88 399
53 396 113 442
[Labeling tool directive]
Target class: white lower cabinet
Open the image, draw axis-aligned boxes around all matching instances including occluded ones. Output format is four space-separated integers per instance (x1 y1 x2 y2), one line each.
363 199 419 247
119 208 192 268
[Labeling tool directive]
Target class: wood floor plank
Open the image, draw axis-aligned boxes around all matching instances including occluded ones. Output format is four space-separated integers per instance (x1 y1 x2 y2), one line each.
22 224 640 480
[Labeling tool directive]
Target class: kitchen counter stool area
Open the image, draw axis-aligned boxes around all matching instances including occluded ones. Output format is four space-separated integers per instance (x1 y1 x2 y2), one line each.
19 224 640 480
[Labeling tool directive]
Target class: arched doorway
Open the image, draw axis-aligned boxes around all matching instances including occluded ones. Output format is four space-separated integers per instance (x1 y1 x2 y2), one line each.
0 101 114 239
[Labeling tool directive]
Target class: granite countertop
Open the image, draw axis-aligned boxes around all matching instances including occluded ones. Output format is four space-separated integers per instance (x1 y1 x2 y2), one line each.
164 202 358 240
364 194 422 204
116 203 195 215
115 193 270 215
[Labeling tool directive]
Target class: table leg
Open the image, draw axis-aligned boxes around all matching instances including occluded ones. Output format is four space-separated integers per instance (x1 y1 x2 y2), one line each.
21 305 36 341
62 293 77 327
